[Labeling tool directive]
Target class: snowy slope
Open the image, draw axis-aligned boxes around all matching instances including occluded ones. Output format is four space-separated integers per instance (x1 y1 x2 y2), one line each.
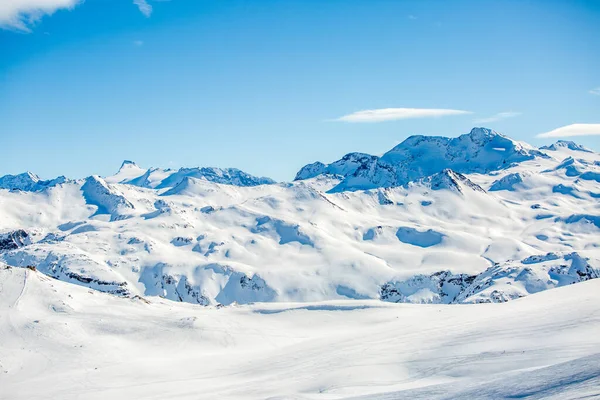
1 265 599 399
0 129 599 307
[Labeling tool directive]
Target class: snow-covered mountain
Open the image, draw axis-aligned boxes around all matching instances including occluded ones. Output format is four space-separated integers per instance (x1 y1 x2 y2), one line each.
295 152 379 180
106 160 275 188
296 127 548 192
1 128 599 307
540 140 593 152
0 172 68 192
2 127 600 399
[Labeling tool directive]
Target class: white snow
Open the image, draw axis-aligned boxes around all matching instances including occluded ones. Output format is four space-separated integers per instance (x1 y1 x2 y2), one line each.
1 265 599 399
0 131 599 306
1 129 600 398
308 128 548 192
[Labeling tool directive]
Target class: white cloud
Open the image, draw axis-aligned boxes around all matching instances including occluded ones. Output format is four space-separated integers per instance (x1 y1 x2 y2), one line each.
0 0 80 31
0 0 163 31
133 40 144 46
537 123 600 138
408 15 417 20
335 108 471 123
473 111 521 124
134 0 152 17
590 87 600 96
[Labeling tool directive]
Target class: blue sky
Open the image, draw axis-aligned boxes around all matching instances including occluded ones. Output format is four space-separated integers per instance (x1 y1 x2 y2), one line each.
1 0 599 181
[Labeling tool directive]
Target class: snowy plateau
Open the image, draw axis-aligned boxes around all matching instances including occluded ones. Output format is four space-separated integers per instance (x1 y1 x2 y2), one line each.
1 127 600 399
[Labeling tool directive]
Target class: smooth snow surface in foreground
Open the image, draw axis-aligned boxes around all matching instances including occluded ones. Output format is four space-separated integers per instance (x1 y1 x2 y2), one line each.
1 266 599 400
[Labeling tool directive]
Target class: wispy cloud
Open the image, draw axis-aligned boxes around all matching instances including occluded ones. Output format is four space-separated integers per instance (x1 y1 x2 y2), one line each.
1 0 165 31
474 111 521 124
0 0 80 32
590 87 600 96
537 123 600 138
133 0 152 17
335 108 472 123
133 40 144 46
408 15 417 20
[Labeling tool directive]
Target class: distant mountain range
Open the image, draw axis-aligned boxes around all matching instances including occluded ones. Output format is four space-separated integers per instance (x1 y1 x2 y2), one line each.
296 127 550 191
1 128 599 306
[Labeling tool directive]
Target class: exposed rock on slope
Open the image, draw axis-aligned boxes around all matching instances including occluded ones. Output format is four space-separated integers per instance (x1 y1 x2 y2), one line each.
380 271 475 304
139 263 276 305
381 252 600 304
0 230 31 251
421 169 486 194
2 245 131 296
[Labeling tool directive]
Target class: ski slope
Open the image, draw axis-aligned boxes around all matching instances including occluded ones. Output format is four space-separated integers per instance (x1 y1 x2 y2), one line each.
1 265 599 399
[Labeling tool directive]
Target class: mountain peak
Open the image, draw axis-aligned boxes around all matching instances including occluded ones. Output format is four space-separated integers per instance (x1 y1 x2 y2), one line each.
540 140 592 153
295 152 377 181
105 160 148 184
308 128 547 192
468 126 500 138
119 160 139 171
12 171 40 182
466 127 514 146
386 128 503 155
0 171 64 191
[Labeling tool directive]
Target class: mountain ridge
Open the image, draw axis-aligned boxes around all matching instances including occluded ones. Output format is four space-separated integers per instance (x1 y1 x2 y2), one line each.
296 127 551 192
1 128 599 307
1 129 595 193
